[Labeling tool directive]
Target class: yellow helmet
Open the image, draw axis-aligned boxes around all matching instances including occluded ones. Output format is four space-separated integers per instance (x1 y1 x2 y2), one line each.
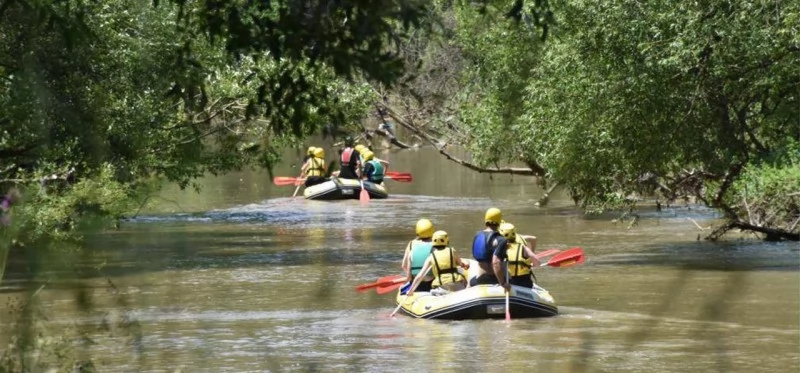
432 230 449 246
498 222 516 241
307 146 317 156
361 150 374 161
484 207 502 224
313 147 325 159
355 144 367 153
415 219 434 238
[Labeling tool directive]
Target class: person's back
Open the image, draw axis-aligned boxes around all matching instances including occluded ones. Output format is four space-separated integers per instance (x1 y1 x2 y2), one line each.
499 223 537 288
407 230 467 295
469 207 506 286
337 136 361 179
361 150 384 184
304 148 328 187
431 247 466 290
402 219 436 293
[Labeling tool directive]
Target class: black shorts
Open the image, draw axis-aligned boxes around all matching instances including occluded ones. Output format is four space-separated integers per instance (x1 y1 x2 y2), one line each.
469 273 498 287
338 167 358 179
510 275 533 288
305 176 327 187
416 279 433 292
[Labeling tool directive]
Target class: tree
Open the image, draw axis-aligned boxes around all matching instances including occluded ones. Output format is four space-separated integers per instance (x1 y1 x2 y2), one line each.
382 0 799 240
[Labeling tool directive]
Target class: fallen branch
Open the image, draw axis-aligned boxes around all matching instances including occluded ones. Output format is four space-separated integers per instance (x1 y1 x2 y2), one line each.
383 106 544 176
537 180 560 207
688 217 711 230
730 220 800 241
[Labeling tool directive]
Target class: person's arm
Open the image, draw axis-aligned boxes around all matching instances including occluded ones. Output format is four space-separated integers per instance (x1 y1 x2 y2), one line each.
407 259 432 296
521 235 541 267
492 239 509 289
453 248 469 269
300 159 310 175
401 242 412 275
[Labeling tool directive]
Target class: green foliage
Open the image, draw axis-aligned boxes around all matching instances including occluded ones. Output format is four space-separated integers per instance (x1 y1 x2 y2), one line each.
724 141 800 237
389 0 798 238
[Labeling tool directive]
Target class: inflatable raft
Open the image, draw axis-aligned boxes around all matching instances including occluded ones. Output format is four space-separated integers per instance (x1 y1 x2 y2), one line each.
393 283 558 320
303 177 388 200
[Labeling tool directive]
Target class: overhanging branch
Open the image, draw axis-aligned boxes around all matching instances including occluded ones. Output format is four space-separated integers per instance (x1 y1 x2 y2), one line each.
382 106 545 176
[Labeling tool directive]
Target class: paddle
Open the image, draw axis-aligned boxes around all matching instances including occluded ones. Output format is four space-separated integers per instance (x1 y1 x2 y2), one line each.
376 279 409 295
390 267 431 318
533 249 560 260
355 274 405 293
504 260 511 322
539 247 585 268
273 176 304 186
385 171 412 180
384 175 412 182
274 174 411 186
360 179 370 204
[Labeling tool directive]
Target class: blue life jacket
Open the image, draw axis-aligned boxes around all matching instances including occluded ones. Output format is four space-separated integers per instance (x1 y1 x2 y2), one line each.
472 230 497 263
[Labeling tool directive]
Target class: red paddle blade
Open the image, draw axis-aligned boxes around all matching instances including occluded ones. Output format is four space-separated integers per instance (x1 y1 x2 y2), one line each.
360 181 370 204
542 247 585 267
354 275 404 292
385 171 412 179
385 175 412 182
273 177 301 186
376 281 407 295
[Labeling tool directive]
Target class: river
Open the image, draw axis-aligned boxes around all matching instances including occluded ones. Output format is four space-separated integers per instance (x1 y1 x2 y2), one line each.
1 147 798 373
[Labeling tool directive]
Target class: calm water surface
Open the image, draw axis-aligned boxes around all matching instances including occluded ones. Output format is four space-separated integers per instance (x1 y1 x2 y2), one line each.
1 147 798 373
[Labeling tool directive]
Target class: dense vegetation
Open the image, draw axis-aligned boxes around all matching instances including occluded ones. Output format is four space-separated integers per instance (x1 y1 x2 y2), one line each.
384 0 799 241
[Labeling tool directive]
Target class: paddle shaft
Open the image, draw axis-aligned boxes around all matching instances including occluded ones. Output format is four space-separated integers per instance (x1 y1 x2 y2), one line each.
390 267 430 317
505 260 511 322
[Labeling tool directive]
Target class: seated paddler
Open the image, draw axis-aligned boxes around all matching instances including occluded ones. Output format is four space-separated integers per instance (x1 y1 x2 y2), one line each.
498 222 541 288
360 150 385 185
301 147 328 187
407 230 469 295
468 207 507 286
401 219 436 293
333 136 361 179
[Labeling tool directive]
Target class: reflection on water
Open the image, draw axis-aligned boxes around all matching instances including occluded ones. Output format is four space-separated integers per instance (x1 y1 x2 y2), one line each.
1 148 798 372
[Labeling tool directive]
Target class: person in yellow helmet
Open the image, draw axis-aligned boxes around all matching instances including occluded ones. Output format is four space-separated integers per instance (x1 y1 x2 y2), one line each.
401 219 436 293
408 230 469 295
356 144 390 170
497 222 541 288
360 150 384 184
468 207 509 288
301 147 328 187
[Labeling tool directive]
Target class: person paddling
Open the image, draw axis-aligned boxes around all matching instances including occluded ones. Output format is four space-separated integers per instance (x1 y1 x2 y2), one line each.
469 207 509 287
400 219 436 293
408 230 469 295
360 150 385 185
301 147 327 187
334 136 361 179
498 222 541 288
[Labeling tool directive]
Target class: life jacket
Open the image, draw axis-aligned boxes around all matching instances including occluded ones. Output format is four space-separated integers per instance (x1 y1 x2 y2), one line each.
364 160 384 180
340 147 354 167
307 157 325 177
506 241 532 276
431 246 465 288
472 230 498 263
409 240 433 277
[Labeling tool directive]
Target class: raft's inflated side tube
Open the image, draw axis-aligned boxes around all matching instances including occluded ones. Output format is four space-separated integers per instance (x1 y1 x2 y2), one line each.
304 178 388 200
394 282 558 320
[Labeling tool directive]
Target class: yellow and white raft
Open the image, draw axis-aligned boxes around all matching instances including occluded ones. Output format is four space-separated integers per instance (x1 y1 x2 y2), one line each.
393 283 558 320
303 177 388 200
